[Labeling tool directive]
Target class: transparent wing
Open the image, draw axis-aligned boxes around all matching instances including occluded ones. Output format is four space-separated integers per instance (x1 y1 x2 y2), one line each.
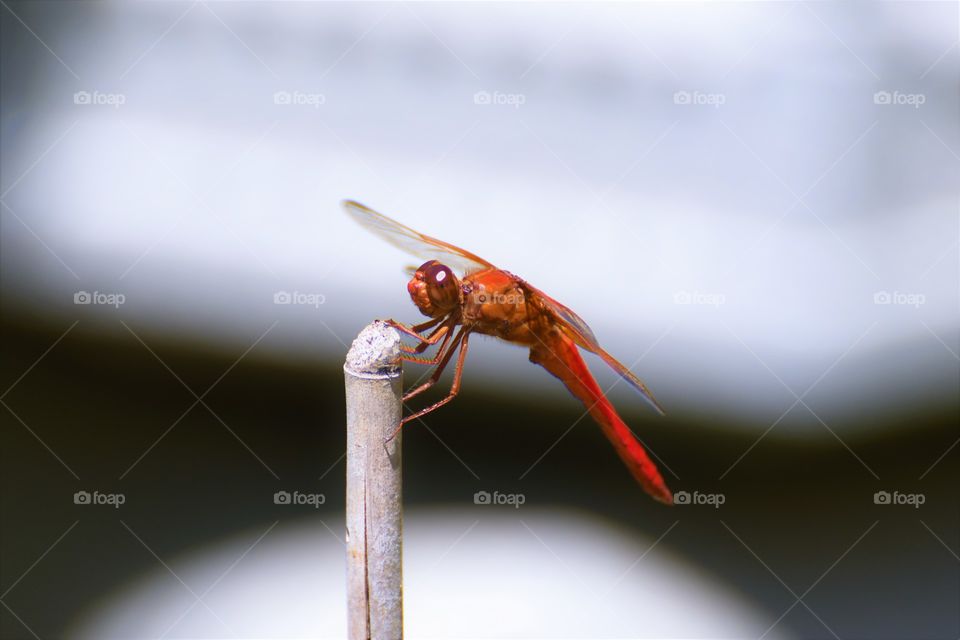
522 280 666 416
342 200 495 275
521 280 599 345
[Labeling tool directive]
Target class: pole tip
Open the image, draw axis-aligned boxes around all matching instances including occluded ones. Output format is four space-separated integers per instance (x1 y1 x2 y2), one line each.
345 321 402 378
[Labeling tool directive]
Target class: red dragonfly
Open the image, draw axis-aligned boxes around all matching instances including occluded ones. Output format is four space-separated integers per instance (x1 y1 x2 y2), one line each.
344 200 673 504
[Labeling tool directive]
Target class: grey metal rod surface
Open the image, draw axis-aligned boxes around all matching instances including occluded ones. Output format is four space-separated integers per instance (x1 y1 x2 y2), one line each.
344 321 403 640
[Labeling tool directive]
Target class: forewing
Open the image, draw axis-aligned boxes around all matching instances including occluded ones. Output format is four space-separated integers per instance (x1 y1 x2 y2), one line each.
522 280 599 346
523 280 666 416
343 200 495 275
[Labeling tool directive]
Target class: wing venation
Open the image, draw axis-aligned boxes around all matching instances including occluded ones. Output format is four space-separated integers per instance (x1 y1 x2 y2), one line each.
343 200 494 275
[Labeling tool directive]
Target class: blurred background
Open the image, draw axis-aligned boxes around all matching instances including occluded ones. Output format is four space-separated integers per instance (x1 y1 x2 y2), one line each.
1 1 957 638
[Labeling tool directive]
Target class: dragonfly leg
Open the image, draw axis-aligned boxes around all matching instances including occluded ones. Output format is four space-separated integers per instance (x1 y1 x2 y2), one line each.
386 317 440 339
386 329 470 441
401 326 464 402
385 317 447 353
400 325 453 366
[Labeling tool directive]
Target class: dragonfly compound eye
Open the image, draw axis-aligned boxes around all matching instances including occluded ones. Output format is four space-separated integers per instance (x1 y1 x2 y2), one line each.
423 262 460 309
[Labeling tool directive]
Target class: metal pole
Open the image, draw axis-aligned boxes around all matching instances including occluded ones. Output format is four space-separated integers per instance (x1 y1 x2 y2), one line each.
344 321 403 640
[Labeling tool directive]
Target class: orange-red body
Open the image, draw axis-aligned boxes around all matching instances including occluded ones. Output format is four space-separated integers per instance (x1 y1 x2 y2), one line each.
528 330 673 504
345 200 673 504
459 268 671 504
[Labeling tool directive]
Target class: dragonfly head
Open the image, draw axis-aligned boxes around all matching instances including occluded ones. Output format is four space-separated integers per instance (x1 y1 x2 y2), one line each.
408 260 462 317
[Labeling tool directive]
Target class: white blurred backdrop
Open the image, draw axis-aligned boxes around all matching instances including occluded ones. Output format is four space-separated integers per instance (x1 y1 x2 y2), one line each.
2 2 957 428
